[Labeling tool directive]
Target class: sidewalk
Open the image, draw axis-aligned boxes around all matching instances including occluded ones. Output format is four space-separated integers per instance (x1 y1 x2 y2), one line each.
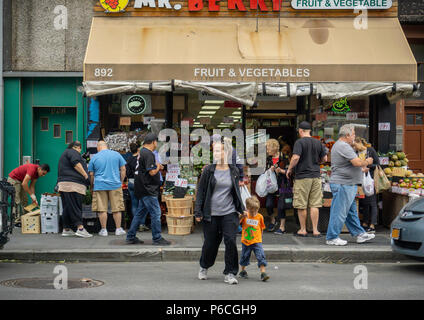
0 221 410 263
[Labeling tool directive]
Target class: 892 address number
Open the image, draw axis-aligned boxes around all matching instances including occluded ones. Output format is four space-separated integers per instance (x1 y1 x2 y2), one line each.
94 68 113 78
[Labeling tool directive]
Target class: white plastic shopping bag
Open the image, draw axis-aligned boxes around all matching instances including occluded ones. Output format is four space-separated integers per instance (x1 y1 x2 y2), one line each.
240 185 251 208
255 169 278 197
362 171 375 197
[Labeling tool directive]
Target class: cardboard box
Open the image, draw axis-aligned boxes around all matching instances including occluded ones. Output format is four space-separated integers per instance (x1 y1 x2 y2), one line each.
21 210 41 234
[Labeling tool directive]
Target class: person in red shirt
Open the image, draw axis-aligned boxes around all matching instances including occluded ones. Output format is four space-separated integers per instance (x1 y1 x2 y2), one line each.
8 163 50 222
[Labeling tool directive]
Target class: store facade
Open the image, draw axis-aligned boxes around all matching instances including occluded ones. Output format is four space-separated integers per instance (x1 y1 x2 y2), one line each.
2 0 419 200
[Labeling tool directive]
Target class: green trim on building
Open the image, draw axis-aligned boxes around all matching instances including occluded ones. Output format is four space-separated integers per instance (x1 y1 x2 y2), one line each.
3 77 86 198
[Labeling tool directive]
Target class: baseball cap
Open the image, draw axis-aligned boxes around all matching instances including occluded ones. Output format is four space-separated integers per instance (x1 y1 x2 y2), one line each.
298 121 312 130
143 133 158 145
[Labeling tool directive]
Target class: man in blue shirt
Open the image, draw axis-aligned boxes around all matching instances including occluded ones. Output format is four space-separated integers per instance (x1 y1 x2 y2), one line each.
88 141 127 237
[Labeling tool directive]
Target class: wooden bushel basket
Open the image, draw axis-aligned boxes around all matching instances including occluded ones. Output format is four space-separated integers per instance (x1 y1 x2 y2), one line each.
166 196 193 217
166 215 193 235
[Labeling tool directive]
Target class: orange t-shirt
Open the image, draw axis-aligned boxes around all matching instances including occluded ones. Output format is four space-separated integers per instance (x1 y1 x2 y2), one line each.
241 213 266 246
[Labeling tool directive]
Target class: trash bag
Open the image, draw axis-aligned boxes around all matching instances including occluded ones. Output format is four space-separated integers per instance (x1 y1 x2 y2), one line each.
374 165 391 194
255 169 278 197
362 171 375 197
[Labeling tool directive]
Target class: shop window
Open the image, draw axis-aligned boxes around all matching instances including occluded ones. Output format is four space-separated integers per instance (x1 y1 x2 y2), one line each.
41 118 49 131
416 114 423 125
65 131 73 144
53 124 61 138
407 114 415 125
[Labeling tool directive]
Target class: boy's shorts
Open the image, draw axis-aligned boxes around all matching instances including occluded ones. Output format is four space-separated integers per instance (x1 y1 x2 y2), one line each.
239 243 267 268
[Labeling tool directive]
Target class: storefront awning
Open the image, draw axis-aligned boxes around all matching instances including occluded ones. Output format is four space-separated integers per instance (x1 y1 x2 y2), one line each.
83 16 418 106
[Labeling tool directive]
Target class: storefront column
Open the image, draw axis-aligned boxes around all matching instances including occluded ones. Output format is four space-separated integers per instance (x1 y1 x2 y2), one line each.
165 92 173 129
377 94 398 153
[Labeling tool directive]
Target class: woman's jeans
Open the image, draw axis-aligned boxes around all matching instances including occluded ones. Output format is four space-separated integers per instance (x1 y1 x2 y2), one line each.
128 181 147 226
326 184 366 241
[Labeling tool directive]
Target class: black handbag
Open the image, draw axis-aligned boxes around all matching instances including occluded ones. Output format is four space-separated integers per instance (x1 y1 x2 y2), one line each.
278 178 293 210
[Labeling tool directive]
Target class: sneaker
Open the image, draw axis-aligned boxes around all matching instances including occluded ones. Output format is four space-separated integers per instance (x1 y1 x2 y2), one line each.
357 232 375 243
198 268 208 280
115 228 126 236
126 237 144 245
139 225 150 232
224 274 238 285
261 272 270 282
238 270 248 279
62 229 75 237
326 237 348 246
98 229 108 237
153 238 171 246
75 228 93 238
274 229 286 235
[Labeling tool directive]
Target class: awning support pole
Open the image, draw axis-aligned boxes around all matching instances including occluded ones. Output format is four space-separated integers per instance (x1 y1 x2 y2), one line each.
165 92 173 129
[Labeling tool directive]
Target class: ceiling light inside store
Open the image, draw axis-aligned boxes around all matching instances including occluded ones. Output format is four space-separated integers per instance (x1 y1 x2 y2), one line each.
232 111 241 115
193 124 204 128
199 111 216 115
205 100 224 104
201 106 221 110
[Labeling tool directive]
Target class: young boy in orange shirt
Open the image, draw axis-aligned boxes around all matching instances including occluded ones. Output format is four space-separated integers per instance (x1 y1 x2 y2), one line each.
239 196 270 281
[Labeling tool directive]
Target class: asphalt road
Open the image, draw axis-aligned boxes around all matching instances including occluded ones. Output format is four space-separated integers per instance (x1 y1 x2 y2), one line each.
0 261 423 300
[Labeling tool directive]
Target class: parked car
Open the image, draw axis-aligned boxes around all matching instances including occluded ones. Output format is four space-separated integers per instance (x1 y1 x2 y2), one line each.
391 197 424 260
0 179 15 249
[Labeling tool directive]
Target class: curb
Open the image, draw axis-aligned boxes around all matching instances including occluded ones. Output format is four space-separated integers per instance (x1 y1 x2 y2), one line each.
0 247 411 263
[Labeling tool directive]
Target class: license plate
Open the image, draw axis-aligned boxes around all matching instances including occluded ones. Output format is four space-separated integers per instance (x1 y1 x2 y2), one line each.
391 228 401 240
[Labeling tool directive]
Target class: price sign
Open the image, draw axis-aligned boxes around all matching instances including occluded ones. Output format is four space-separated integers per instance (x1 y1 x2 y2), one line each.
174 178 188 188
378 122 391 131
165 173 178 182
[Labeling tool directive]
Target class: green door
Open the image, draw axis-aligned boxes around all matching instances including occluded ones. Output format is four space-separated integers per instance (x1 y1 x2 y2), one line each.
34 107 77 199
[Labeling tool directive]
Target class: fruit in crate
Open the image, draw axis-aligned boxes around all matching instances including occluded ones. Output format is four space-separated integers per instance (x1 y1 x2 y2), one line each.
399 182 407 188
395 161 402 167
389 161 395 167
400 160 407 167
384 167 392 175
391 155 399 161
406 170 413 177
418 173 424 177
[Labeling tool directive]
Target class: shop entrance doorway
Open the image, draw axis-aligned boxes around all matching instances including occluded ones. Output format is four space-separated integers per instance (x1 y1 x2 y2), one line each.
405 107 424 172
33 107 77 199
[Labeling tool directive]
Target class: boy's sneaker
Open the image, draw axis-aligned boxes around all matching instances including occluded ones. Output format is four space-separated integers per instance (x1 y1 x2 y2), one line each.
115 228 126 236
62 229 75 237
139 225 150 232
75 228 93 238
238 270 248 279
357 232 375 243
261 272 270 282
198 268 208 280
153 238 171 246
98 229 108 237
126 237 144 245
224 274 238 285
326 237 348 246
